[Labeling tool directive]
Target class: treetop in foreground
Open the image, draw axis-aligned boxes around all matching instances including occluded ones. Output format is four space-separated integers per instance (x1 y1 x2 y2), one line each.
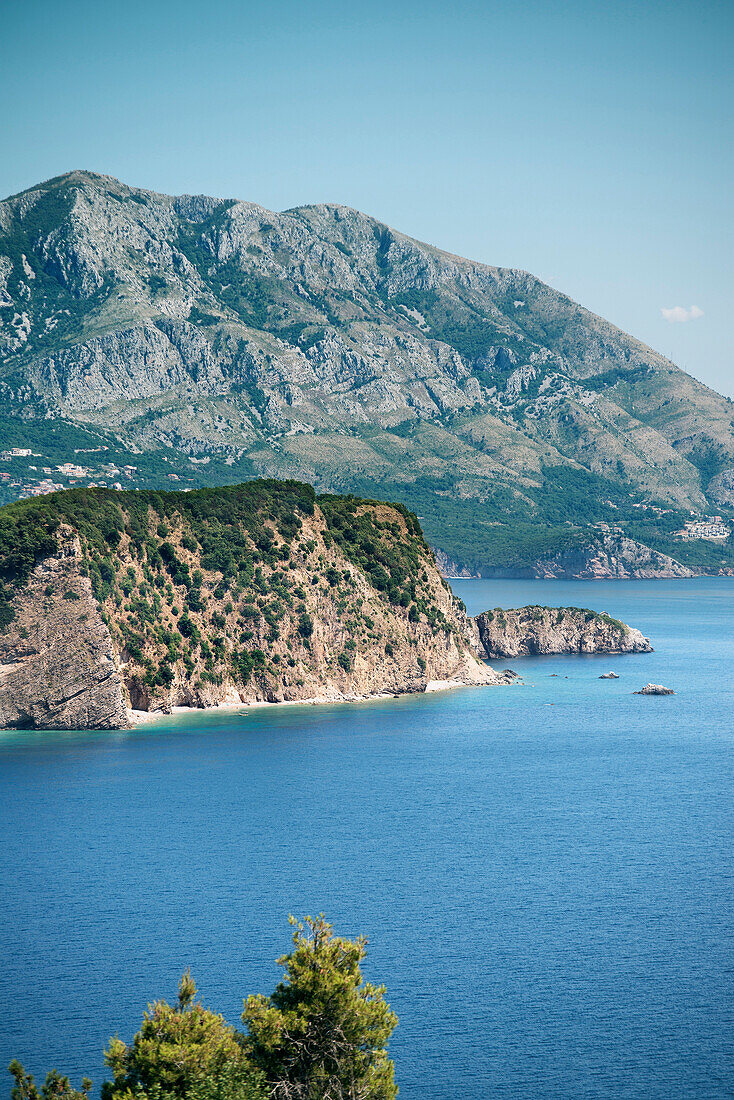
243 915 398 1100
7 916 398 1100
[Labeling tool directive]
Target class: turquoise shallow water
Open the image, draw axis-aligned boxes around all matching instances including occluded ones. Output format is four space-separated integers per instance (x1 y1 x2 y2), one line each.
1 578 733 1098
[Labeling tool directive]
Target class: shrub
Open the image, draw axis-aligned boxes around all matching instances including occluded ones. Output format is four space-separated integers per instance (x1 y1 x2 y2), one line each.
101 972 266 1100
11 916 397 1100
297 612 314 638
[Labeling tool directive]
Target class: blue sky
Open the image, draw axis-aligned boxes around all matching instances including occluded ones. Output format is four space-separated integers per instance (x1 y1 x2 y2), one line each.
2 0 732 394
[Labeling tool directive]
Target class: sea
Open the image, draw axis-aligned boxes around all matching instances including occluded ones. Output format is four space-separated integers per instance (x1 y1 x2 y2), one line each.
1 577 732 1099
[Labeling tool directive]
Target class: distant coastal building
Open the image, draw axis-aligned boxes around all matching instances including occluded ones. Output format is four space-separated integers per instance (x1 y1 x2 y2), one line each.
26 479 64 496
56 463 90 477
677 517 731 541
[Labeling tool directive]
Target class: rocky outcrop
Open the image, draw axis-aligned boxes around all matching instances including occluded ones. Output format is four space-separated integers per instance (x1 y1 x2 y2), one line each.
432 549 480 579
474 605 652 658
709 468 734 508
0 532 130 729
634 683 674 695
528 532 694 579
0 484 513 730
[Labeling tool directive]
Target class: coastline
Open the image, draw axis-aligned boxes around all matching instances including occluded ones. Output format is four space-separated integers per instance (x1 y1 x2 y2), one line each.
128 675 516 726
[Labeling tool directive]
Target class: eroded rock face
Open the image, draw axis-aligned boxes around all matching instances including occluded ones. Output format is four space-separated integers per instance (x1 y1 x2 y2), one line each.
0 532 130 729
0 492 512 730
474 605 652 659
432 548 480 579
529 533 694 579
709 468 734 508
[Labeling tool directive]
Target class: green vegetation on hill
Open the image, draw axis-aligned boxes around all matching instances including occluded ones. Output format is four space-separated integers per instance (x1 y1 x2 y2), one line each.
625 523 734 572
0 480 442 624
347 465 642 574
320 495 436 613
480 605 628 631
9 915 398 1100
345 462 734 575
0 481 313 627
0 480 461 702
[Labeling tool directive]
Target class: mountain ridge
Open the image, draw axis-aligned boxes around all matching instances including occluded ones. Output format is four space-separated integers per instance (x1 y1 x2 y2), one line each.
1 170 733 575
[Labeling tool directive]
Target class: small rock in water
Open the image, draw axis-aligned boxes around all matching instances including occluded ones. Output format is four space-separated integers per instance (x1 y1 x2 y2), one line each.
599 672 619 679
633 683 675 695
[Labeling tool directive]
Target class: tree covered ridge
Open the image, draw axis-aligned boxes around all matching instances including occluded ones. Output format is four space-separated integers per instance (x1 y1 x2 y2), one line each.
0 480 463 707
479 605 628 631
9 916 398 1100
0 480 315 632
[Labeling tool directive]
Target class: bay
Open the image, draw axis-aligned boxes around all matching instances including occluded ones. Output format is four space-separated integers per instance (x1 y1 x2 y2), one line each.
1 578 732 1098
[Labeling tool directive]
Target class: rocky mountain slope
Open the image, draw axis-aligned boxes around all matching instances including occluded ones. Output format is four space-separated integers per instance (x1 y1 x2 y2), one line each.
1 171 733 575
522 530 695 580
475 606 652 658
0 481 507 729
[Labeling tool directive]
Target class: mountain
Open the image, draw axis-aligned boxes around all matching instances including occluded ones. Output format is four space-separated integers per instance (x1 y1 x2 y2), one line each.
0 481 506 729
1 170 733 575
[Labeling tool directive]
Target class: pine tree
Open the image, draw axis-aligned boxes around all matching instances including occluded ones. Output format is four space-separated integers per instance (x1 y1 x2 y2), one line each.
243 915 398 1100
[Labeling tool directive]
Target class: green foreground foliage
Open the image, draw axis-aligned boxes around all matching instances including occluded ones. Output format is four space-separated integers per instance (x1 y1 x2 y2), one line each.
8 917 398 1100
244 916 398 1100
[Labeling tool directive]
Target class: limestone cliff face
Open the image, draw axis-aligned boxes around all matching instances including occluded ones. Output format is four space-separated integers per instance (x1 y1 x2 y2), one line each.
0 532 129 729
432 549 480 579
526 532 694 579
0 485 509 730
474 605 652 658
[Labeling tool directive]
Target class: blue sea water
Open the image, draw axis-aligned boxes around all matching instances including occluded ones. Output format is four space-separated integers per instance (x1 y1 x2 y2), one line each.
0 577 732 1099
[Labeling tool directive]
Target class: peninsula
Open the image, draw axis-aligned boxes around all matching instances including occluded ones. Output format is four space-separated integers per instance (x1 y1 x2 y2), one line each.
0 481 657 730
0 481 510 729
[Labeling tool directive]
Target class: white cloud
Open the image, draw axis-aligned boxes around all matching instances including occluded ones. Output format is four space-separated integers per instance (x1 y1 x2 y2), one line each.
661 305 704 323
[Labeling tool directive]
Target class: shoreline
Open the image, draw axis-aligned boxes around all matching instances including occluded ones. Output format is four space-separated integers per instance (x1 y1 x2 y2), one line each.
446 573 734 581
128 676 513 727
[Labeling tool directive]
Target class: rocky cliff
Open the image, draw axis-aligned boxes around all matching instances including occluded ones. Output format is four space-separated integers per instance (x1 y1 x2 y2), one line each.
1 170 732 576
0 482 509 730
432 549 480 579
0 533 130 729
524 531 695 579
474 605 652 658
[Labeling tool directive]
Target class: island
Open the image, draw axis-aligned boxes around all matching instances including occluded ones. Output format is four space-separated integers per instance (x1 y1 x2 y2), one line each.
474 605 652 658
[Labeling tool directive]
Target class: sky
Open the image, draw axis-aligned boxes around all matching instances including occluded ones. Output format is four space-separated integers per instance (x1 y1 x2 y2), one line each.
2 0 732 395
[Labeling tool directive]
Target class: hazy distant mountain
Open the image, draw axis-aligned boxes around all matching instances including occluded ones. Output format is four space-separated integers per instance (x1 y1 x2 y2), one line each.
1 170 733 573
